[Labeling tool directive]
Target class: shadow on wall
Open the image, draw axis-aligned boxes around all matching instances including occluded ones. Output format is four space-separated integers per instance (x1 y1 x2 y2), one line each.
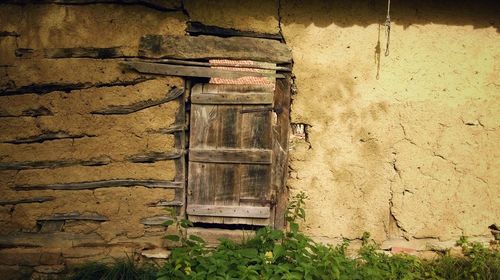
281 0 499 32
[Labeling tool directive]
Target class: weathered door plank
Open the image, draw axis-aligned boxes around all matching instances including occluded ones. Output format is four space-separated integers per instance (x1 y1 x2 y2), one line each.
186 205 270 219
191 92 273 105
189 149 272 165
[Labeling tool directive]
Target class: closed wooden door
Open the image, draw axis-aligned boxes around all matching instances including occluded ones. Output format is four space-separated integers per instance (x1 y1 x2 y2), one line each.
187 83 275 226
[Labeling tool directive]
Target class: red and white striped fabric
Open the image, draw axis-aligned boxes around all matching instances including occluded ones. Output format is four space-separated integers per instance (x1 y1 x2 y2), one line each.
209 59 276 90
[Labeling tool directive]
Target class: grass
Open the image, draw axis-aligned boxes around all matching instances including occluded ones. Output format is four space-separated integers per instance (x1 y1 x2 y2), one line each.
66 257 158 280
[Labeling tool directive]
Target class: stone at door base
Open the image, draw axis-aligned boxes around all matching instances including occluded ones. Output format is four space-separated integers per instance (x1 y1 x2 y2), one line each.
141 248 171 259
34 264 65 274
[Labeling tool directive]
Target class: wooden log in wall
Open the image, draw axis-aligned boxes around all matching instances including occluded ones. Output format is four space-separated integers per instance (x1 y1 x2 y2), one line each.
4 131 96 144
13 179 184 191
44 47 126 59
37 213 109 222
0 107 53 118
138 35 292 63
91 87 183 115
126 150 184 163
0 156 111 170
187 21 283 41
0 197 55 206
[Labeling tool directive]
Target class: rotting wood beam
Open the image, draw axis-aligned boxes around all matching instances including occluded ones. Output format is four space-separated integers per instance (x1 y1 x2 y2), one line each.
44 47 126 59
91 87 183 115
37 213 109 221
147 124 186 134
126 150 184 163
138 35 292 63
140 215 172 226
147 200 183 207
187 21 283 41
3 131 96 144
13 179 184 191
0 196 55 206
0 107 53 118
123 61 285 79
0 77 153 96
0 156 111 170
0 31 19 37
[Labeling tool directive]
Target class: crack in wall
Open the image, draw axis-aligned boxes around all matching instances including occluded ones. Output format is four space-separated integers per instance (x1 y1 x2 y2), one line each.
277 0 286 44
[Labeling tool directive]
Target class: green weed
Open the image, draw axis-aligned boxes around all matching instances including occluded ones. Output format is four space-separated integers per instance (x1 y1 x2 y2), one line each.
68 192 499 279
157 192 500 280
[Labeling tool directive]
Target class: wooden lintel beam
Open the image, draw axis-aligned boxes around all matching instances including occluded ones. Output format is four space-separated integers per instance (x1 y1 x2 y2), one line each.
123 61 285 79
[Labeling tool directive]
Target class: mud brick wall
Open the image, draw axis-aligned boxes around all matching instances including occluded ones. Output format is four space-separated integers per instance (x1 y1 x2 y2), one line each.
0 0 499 278
0 1 187 278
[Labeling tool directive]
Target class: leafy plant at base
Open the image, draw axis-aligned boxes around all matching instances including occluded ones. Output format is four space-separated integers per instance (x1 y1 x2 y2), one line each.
158 193 500 280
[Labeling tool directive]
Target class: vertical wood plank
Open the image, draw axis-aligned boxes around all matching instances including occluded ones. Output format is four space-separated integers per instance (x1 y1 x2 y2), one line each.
241 106 272 149
272 76 291 229
189 105 218 149
188 84 219 223
216 104 241 224
188 162 216 224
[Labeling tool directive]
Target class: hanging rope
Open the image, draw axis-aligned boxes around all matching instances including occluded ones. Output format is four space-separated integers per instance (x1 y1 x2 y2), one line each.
384 0 391 56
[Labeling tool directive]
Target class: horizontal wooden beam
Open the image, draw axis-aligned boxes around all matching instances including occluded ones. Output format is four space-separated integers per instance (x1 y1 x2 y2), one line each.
189 149 272 164
124 61 284 79
4 131 95 144
201 83 275 94
147 200 183 207
142 58 291 72
191 92 273 105
140 215 172 226
126 150 183 163
147 124 186 134
0 156 111 170
187 21 283 41
0 107 53 118
37 213 109 222
1 78 152 96
187 205 270 219
44 47 125 59
91 87 183 115
13 179 184 191
0 196 55 206
139 35 292 63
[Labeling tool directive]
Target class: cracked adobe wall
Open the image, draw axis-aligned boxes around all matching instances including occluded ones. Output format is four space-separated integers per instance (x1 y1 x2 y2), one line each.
188 0 500 246
0 2 498 277
0 2 187 277
280 0 499 244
